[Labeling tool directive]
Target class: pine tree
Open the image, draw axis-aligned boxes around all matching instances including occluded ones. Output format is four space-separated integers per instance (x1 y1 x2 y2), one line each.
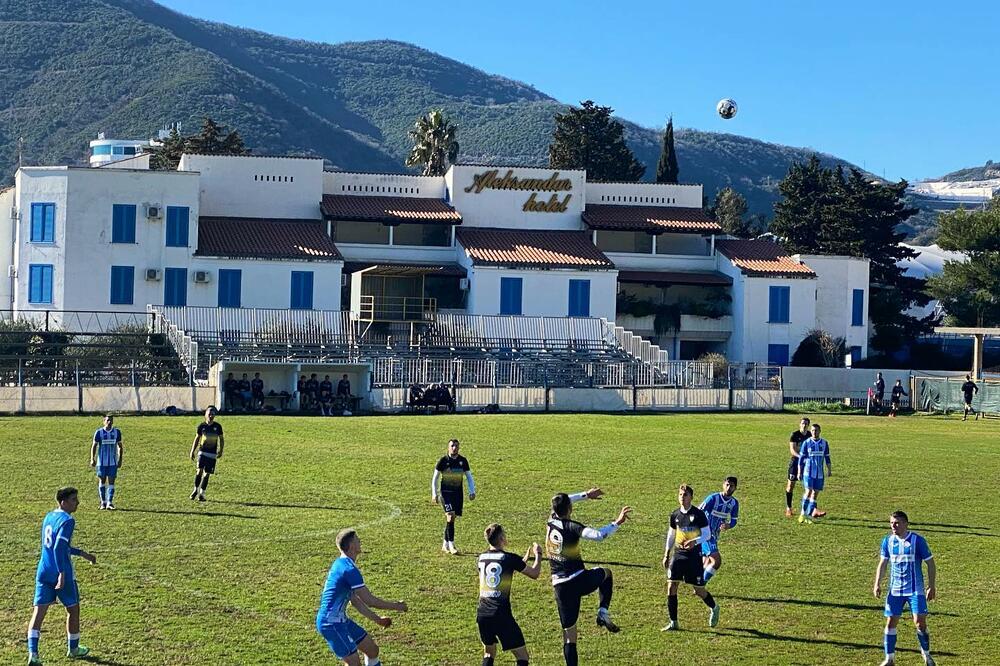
655 116 679 184
148 128 187 170
711 187 751 237
548 100 645 182
188 117 225 154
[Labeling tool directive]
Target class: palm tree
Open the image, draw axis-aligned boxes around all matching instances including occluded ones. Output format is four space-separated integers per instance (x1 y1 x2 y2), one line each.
405 110 460 176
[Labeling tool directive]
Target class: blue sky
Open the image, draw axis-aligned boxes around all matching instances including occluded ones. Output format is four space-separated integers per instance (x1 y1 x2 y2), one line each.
158 0 999 182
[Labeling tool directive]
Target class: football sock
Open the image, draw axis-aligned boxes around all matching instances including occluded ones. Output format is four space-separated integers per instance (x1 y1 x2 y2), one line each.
785 490 793 509
68 633 80 652
28 629 39 656
667 594 678 622
98 483 106 504
482 657 494 666
444 521 455 542
703 565 716 582
598 570 613 610
916 629 930 654
884 627 897 657
194 473 202 491
108 484 115 504
702 592 716 609
800 495 810 515
516 660 528 666
806 499 816 516
562 642 578 666
363 657 380 666
200 475 210 491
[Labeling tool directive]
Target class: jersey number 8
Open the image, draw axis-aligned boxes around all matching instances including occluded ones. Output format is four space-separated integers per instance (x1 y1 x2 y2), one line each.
43 525 54 548
479 562 503 590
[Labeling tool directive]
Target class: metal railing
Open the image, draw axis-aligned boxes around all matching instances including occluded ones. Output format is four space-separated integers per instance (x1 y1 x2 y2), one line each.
151 306 355 345
423 314 618 352
358 296 437 322
1 309 154 333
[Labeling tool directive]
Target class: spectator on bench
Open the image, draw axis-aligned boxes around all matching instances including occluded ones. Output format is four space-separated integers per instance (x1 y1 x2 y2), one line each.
223 372 241 411
238 373 253 411
319 375 334 416
408 383 424 406
297 374 311 412
250 372 264 411
305 374 320 412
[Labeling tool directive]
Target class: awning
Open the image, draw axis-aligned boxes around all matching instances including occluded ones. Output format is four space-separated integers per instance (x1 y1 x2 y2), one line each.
617 270 733 286
343 261 467 277
321 194 462 225
195 217 342 261
456 227 614 270
583 204 722 234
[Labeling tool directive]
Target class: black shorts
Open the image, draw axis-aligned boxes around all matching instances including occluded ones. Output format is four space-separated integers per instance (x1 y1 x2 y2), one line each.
667 555 705 586
965 397 974 407
477 613 525 651
787 457 799 481
197 454 217 474
441 491 463 517
553 567 607 629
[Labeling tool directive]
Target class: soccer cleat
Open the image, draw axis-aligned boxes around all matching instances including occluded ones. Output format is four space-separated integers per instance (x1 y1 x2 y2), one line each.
27 656 43 666
797 514 806 524
198 495 207 502
784 508 793 517
923 655 936 666
67 645 90 659
596 611 620 633
709 604 720 627
106 503 116 511
190 490 198 500
812 509 827 518
660 621 680 631
98 504 106 510
878 659 895 666
447 542 459 555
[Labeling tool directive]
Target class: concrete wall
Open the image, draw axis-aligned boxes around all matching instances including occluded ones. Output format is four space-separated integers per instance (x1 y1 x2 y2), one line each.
796 254 870 357
324 172 446 199
464 266 618 320
0 186 14 309
0 386 215 413
585 181 703 208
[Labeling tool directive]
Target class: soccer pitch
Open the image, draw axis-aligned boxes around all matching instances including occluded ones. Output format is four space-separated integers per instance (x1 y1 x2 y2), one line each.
1 413 996 665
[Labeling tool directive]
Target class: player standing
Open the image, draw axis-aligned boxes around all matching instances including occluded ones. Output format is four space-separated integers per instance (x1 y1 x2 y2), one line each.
797 423 831 524
662 484 719 630
89 415 123 510
874 372 886 414
477 524 542 666
698 477 739 584
961 374 979 421
431 439 476 554
189 405 224 502
316 529 407 666
785 417 824 518
26 487 98 665
546 488 630 666
873 511 937 666
889 380 908 418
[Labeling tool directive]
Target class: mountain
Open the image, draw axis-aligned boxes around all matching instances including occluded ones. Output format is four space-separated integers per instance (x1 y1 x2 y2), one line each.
937 161 1000 182
2 0 859 218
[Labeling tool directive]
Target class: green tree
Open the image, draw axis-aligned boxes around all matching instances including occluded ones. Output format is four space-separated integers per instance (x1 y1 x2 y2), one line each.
711 187 753 237
770 156 934 353
548 100 645 182
927 196 1000 326
405 109 460 176
149 119 249 170
655 116 679 184
148 127 187 170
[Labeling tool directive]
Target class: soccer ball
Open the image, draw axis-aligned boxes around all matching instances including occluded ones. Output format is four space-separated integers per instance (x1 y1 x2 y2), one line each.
716 98 738 120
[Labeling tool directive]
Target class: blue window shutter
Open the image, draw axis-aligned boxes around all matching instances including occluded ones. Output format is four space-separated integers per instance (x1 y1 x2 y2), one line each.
290 271 314 309
850 346 863 364
43 204 54 242
769 286 790 323
30 204 42 241
166 206 189 247
29 264 54 303
218 269 242 308
110 266 134 305
768 343 789 366
30 203 55 242
500 277 523 315
112 204 136 243
164 268 187 306
852 289 864 326
568 279 590 317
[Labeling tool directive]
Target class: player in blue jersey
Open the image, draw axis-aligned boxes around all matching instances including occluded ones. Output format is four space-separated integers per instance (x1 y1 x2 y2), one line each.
873 511 937 666
26 487 97 665
317 529 407 666
698 477 739 584
797 423 832 524
89 415 123 510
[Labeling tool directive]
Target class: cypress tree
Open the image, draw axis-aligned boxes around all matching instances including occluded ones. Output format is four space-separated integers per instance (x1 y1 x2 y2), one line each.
655 116 679 184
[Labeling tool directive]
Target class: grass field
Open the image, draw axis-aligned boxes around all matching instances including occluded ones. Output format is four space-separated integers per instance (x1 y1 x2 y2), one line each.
1 412 997 665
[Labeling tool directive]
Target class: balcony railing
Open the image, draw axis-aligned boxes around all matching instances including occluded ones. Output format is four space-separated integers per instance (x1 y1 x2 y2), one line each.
358 296 437 322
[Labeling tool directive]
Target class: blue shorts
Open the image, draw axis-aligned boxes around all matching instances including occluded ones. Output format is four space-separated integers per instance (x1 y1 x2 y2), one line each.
34 579 80 607
885 593 927 617
803 476 825 491
318 620 368 660
96 466 117 479
701 537 719 556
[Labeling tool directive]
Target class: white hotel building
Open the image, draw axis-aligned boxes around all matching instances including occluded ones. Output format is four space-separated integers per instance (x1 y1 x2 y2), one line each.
0 150 869 365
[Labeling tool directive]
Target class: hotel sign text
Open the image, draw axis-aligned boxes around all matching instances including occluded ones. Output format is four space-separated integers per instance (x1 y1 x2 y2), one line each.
464 169 573 213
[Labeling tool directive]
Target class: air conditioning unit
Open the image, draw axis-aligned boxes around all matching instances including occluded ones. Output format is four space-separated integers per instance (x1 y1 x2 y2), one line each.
459 277 470 290
193 270 211 284
6 265 16 278
144 268 161 281
144 203 162 220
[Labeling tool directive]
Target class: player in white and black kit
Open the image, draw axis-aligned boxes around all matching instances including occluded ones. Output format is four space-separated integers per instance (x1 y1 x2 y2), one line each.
662 484 719 631
477 523 542 666
546 488 630 666
432 439 475 554
189 406 224 502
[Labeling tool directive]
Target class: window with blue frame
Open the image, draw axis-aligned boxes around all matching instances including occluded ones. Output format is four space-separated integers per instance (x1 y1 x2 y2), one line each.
290 271 314 309
218 269 242 308
568 279 591 317
852 289 865 326
111 204 136 243
163 267 187 306
500 277 523 315
768 343 790 366
768 285 790 323
28 264 54 304
850 345 863 364
30 203 56 243
109 266 134 305
165 206 190 247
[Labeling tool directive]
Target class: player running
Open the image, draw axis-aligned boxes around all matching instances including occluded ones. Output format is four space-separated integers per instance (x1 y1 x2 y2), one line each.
432 439 476 554
316 529 407 666
961 375 979 421
546 488 630 666
477 524 542 666
873 511 937 666
189 405 224 502
698 477 739 584
889 380 908 418
89 415 123 510
663 484 719 630
797 423 832 524
26 487 98 665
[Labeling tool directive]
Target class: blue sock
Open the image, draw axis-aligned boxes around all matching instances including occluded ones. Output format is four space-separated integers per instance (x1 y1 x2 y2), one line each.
807 499 816 515
917 628 930 654
884 628 896 657
703 565 716 582
69 633 79 653
108 484 115 504
28 629 39 656
800 496 810 515
98 483 106 504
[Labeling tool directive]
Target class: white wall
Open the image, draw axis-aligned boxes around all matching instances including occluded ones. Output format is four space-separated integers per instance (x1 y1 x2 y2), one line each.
186 258 342 310
464 266 617 320
795 254 870 356
179 154 324 220
324 171 446 199
14 168 73 312
0 187 15 309
585 181 703 208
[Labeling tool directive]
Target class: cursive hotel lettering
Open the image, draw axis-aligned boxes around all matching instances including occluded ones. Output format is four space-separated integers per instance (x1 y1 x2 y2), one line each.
464 169 574 213
522 192 572 213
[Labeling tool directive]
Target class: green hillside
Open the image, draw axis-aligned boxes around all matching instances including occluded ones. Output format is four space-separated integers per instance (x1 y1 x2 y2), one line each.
2 0 857 216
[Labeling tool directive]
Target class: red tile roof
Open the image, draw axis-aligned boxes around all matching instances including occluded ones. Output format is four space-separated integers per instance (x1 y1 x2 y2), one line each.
582 204 722 234
617 270 732 286
321 194 461 225
195 217 342 261
456 228 614 269
715 239 816 277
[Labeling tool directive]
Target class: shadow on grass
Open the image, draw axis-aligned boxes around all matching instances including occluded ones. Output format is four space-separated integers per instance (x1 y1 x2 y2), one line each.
828 516 992 531
720 595 959 617
824 518 996 539
211 499 347 511
721 627 958 657
588 559 654 570
75 656 134 666
117 508 259 520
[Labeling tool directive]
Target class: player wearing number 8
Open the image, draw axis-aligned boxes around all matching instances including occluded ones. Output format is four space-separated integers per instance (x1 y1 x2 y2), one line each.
477 524 542 666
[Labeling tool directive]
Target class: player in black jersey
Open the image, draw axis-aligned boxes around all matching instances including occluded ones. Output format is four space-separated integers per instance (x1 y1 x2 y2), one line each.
477 523 542 666
546 488 631 666
662 484 718 631
189 406 224 502
432 439 476 554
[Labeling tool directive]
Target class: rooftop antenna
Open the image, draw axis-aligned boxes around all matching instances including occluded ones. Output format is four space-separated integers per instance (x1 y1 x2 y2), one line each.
17 136 24 168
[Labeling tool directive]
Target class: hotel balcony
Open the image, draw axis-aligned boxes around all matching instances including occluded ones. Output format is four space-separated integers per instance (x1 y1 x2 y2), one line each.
358 295 438 322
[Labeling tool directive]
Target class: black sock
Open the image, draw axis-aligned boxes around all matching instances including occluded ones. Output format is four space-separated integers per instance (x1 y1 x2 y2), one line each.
516 660 528 666
194 473 202 488
443 523 449 541
785 490 793 509
668 594 678 622
598 569 613 610
562 642 578 666
482 657 494 666
200 474 210 491
445 521 455 542
702 592 716 609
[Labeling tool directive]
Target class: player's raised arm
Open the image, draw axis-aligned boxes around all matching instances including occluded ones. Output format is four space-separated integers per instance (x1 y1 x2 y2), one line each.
569 487 604 503
581 506 630 541
521 542 542 579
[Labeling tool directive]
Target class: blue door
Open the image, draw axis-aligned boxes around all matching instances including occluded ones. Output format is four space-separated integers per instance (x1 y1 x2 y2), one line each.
164 268 187 306
500 277 522 315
